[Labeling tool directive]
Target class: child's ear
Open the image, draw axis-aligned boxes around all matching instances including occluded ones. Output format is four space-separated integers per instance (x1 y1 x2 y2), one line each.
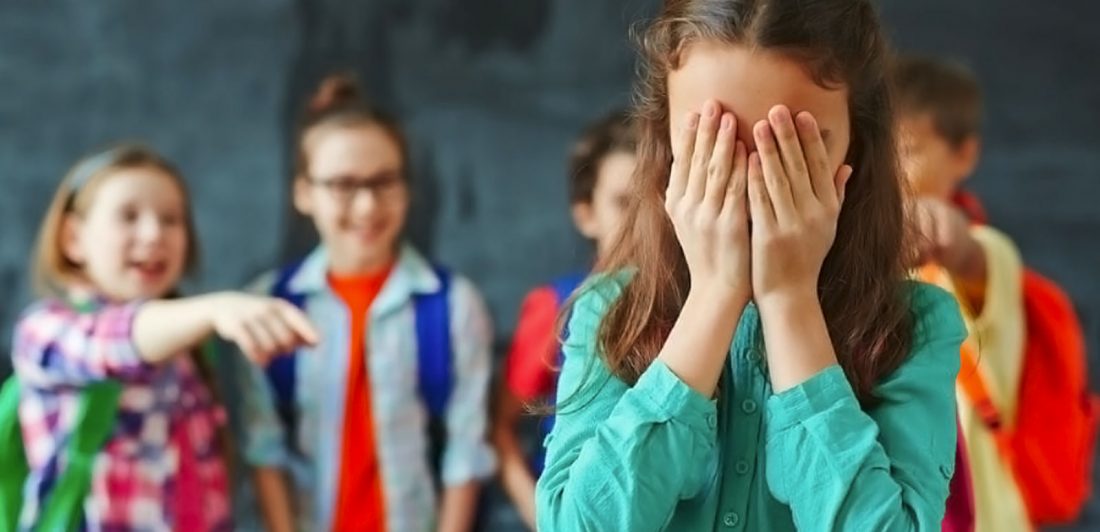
571 201 599 240
954 135 982 181
60 214 85 265
292 176 314 215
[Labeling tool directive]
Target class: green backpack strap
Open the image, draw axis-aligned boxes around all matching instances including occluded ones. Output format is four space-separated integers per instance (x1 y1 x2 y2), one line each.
0 376 30 532
36 380 122 532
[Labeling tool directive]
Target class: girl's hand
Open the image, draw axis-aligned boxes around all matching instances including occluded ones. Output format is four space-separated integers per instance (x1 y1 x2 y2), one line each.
208 293 319 364
666 99 752 306
748 106 852 309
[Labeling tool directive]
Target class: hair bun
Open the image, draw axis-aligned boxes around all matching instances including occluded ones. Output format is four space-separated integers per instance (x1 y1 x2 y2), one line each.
308 73 362 114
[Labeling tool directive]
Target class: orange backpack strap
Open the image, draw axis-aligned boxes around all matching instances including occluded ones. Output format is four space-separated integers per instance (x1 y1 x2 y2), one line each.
956 342 1014 457
917 265 1012 453
957 344 1000 430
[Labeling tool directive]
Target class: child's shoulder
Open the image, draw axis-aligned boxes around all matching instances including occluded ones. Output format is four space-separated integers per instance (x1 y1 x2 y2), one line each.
18 297 83 323
903 279 968 358
565 270 633 330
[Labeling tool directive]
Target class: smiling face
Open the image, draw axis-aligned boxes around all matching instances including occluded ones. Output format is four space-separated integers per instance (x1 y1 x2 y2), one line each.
294 123 409 275
62 166 190 301
667 41 851 175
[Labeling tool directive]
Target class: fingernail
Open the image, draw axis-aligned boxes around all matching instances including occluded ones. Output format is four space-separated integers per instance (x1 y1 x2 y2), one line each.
720 113 733 130
704 100 718 117
685 112 698 129
774 106 791 125
755 121 770 138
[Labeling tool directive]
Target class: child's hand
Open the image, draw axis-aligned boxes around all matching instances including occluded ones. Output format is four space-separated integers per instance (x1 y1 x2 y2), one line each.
666 99 751 305
910 196 972 264
208 293 319 364
748 106 852 308
913 197 973 268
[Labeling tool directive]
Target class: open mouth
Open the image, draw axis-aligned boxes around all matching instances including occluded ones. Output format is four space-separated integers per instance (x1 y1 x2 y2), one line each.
128 258 169 281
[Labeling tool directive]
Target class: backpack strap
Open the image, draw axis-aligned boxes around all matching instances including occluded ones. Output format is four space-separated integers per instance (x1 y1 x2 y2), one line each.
38 381 121 532
413 266 454 490
549 272 586 310
0 377 29 532
264 261 307 454
918 265 1013 456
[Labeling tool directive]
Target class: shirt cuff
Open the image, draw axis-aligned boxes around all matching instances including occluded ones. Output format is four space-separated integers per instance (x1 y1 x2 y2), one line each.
630 359 718 435
442 439 498 486
766 365 859 435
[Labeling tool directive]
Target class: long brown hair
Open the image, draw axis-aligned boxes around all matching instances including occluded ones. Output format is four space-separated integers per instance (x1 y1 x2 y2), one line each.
32 143 200 297
590 0 912 403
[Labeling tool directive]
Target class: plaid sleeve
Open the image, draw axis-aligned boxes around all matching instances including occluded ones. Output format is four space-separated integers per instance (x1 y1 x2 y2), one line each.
11 300 152 387
440 276 498 485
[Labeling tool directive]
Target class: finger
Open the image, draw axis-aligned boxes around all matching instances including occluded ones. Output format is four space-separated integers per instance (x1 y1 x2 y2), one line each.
243 320 280 357
666 112 699 202
936 206 956 250
770 106 814 206
261 312 301 353
835 164 853 207
277 302 320 346
754 120 796 225
228 324 263 364
796 111 838 206
703 112 737 212
747 152 775 228
685 100 721 202
721 140 749 215
924 205 943 256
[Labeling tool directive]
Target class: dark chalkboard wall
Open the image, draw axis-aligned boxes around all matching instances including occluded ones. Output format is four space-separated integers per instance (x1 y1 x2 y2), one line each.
2 1 1097 529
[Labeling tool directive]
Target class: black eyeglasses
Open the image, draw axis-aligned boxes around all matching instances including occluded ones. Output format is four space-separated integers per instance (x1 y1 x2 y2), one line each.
306 173 405 204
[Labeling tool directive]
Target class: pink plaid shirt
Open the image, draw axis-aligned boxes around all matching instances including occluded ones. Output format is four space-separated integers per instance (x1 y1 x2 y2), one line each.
11 297 231 531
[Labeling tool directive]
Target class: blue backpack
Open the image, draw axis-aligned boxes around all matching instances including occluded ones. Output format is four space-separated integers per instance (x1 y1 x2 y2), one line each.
530 272 586 474
263 261 455 485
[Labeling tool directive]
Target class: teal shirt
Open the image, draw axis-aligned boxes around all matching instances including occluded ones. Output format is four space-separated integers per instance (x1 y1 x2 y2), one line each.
536 279 966 531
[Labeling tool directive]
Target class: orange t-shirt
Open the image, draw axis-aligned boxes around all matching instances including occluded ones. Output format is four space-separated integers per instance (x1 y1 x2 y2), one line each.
329 266 392 531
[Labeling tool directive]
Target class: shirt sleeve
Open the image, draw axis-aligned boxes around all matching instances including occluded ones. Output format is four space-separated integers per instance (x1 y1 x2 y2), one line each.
536 278 719 531
440 275 498 485
11 300 153 387
763 283 967 531
503 286 560 402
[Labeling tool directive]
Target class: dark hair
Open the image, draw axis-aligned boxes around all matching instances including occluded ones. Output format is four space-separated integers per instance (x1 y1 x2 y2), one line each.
589 0 912 403
568 110 639 204
296 73 409 179
892 56 983 148
33 143 200 297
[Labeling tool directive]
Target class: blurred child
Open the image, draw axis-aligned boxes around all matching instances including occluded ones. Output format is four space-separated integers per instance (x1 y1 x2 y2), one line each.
492 110 637 529
237 75 496 532
895 55 1081 531
4 144 316 531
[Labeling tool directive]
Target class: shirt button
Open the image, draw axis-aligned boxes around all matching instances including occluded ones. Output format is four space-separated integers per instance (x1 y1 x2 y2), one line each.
741 399 758 414
735 460 750 475
707 413 718 429
723 511 740 527
748 348 762 363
